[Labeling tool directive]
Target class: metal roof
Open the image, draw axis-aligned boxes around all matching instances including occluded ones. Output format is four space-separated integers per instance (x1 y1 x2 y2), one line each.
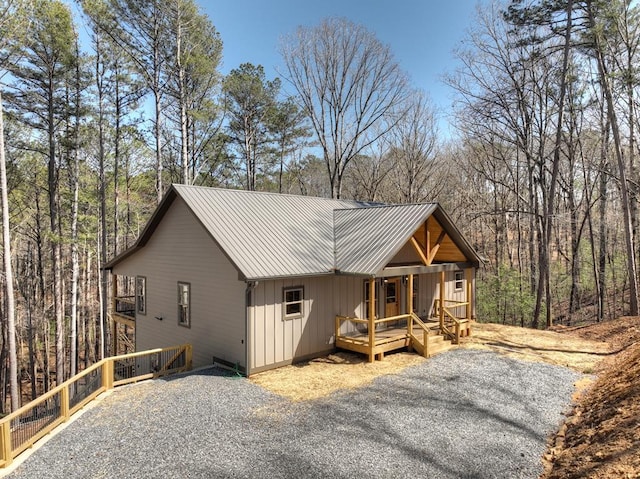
174 185 365 280
334 203 438 275
105 185 481 279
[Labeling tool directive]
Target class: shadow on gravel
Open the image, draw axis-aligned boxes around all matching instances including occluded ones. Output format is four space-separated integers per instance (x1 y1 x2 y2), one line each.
6 350 577 479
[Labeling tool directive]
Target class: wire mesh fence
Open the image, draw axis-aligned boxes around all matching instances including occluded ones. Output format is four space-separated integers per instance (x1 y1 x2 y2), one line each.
10 391 62 452
0 344 192 467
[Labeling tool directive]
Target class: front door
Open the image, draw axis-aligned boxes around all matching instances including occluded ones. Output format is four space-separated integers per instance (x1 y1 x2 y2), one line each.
385 278 401 317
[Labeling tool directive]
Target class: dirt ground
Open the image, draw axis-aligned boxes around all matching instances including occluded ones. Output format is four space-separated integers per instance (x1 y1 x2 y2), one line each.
250 318 640 479
250 350 427 401
542 317 640 479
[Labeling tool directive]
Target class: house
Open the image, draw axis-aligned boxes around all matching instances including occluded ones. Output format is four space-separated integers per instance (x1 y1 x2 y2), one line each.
105 185 482 375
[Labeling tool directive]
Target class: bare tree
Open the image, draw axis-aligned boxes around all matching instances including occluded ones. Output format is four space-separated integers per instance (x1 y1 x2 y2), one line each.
586 0 640 315
0 0 29 411
0 89 18 409
82 0 170 204
281 17 409 198
165 0 222 185
386 90 441 204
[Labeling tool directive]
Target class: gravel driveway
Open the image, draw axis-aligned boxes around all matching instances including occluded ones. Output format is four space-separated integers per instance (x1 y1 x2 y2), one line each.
6 349 580 479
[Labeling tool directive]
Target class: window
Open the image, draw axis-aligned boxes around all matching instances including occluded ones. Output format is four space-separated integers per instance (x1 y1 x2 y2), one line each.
177 282 191 327
385 280 397 305
364 280 379 319
454 271 464 291
283 287 304 319
136 276 146 315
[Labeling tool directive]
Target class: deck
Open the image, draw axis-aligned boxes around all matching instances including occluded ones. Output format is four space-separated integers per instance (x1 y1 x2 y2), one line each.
335 310 471 362
111 290 136 355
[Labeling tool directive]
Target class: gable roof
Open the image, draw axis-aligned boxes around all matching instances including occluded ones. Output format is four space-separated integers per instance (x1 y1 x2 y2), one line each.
334 203 438 275
106 185 481 280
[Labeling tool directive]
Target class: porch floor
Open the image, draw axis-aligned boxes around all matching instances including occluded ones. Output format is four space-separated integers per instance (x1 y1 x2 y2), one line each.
335 320 450 360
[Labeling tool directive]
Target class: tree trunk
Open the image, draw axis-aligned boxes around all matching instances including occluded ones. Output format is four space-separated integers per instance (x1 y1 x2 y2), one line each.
176 9 189 185
588 0 640 315
0 90 19 410
154 86 163 203
543 0 573 328
114 59 121 256
47 78 65 385
69 40 82 378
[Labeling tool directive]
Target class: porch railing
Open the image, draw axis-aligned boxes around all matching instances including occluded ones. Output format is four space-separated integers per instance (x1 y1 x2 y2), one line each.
114 295 136 319
335 314 410 347
434 299 471 344
408 313 430 358
336 313 436 359
0 344 192 468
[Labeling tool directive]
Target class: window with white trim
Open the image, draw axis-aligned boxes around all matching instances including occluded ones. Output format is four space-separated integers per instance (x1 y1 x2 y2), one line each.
136 276 146 315
454 271 464 291
283 286 304 319
178 282 191 327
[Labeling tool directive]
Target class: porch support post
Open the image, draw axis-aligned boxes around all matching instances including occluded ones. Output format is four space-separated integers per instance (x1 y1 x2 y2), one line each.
111 274 118 356
465 268 473 320
368 278 375 362
112 321 117 357
439 271 445 330
407 274 413 334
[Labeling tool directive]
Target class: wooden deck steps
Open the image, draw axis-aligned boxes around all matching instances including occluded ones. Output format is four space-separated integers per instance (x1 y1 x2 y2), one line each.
425 333 453 357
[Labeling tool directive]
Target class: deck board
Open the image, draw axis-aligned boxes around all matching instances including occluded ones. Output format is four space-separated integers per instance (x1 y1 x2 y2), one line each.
336 321 445 359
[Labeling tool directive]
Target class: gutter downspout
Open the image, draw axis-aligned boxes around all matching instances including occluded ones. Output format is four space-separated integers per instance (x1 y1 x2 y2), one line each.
245 281 257 377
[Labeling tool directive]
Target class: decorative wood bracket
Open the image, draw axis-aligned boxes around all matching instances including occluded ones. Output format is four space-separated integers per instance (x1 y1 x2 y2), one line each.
427 230 447 265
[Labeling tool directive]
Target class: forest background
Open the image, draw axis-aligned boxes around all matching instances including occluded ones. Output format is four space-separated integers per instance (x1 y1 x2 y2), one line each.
0 0 638 412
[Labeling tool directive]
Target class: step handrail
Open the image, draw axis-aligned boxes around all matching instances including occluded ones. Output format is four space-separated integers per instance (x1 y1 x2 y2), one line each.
409 313 430 357
434 300 468 344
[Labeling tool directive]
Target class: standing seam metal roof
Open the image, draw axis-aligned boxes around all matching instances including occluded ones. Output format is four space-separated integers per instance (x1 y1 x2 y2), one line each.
106 185 480 279
174 185 366 279
334 203 438 275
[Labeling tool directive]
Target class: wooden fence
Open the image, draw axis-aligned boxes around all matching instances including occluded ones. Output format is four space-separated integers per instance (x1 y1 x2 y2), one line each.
0 344 192 468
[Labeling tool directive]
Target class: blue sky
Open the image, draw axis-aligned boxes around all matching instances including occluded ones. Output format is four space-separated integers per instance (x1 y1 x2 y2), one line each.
202 0 482 136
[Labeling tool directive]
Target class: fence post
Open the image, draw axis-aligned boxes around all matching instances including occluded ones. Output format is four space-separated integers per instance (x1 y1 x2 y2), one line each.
61 386 70 421
0 421 12 467
102 359 114 390
186 345 193 370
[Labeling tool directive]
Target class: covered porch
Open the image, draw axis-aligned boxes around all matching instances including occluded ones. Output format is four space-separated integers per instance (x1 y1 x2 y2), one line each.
110 274 138 356
335 265 474 362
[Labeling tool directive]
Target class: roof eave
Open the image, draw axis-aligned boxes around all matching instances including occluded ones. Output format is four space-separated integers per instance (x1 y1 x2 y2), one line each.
352 204 438 275
431 206 483 265
244 271 338 282
103 187 179 270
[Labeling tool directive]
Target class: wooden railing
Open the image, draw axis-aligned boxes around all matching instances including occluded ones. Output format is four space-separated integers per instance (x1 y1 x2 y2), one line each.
335 314 410 345
335 314 413 361
0 344 192 468
434 299 470 344
113 295 136 319
408 313 430 358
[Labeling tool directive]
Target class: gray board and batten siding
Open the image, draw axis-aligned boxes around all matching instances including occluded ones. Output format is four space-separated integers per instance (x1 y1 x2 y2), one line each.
106 185 482 374
109 197 246 369
249 271 471 373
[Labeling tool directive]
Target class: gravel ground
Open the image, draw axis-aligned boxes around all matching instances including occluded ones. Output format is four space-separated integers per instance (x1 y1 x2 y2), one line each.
6 350 580 479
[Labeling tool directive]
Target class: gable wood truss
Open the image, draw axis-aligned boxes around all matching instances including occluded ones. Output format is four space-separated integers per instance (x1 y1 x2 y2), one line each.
409 217 465 266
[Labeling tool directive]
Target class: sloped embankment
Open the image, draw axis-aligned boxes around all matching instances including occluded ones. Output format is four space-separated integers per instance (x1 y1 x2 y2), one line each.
543 317 640 479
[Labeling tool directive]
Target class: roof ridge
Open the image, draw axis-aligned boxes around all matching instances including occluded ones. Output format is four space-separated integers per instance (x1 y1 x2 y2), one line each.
173 184 364 204
333 202 437 212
